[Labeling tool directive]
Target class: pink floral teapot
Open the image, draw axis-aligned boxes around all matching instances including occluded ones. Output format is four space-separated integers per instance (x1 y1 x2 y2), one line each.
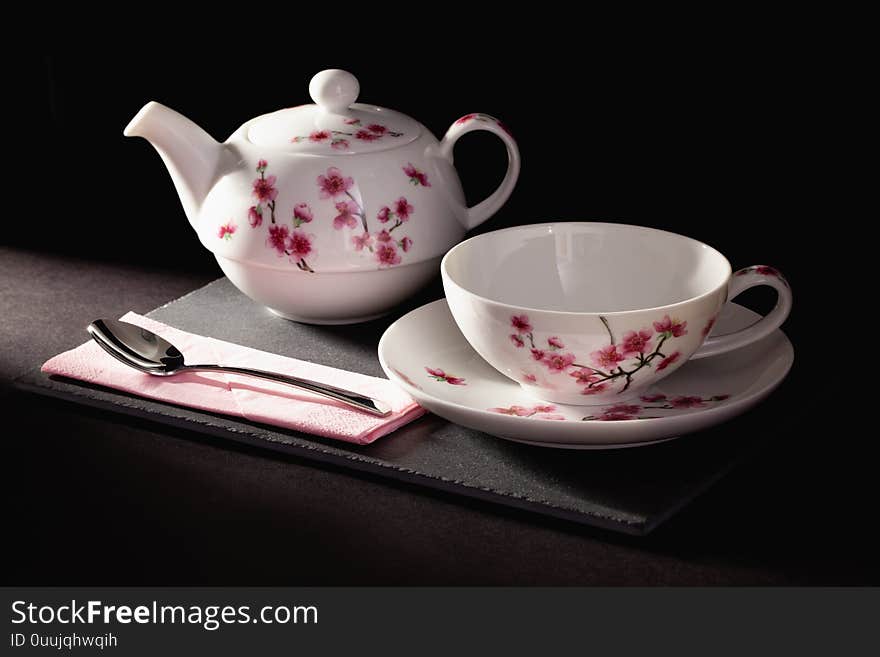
125 69 520 324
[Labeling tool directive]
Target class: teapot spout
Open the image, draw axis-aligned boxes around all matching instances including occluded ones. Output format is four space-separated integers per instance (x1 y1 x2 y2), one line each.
124 101 221 228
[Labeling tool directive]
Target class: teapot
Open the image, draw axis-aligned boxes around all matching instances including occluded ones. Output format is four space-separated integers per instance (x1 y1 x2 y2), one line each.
125 69 520 324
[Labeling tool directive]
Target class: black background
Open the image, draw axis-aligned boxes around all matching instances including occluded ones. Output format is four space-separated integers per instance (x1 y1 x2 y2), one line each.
4 46 867 584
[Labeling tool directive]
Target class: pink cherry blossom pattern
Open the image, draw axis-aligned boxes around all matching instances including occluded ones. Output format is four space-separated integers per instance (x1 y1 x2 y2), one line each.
670 396 704 409
376 243 401 267
217 221 236 240
594 412 637 421
293 203 313 227
317 167 355 199
351 232 373 251
581 383 609 395
522 373 537 383
402 163 431 187
425 367 466 385
393 197 414 221
331 139 350 150
591 344 625 370
455 113 478 124
309 130 331 142
367 124 387 134
256 159 268 171
247 206 263 228
333 201 360 230
377 207 391 223
570 368 599 385
531 348 545 361
620 329 653 356
375 230 393 243
701 317 716 338
344 118 361 126
511 315 532 333
756 265 781 276
604 404 642 416
400 236 413 252
547 336 564 349
656 351 681 371
286 230 313 259
542 351 576 372
252 174 278 202
510 334 525 348
653 315 688 337
355 129 380 141
640 393 667 403
267 224 289 256
490 405 533 417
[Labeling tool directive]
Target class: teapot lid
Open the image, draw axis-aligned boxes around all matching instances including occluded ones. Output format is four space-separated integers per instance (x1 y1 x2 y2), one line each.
246 69 422 154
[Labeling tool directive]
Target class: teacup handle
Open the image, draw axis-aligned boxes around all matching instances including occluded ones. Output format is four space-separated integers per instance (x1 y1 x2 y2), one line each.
691 266 793 359
440 113 521 231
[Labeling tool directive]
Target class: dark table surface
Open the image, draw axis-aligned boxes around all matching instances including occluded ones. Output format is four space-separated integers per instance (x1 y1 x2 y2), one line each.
2 246 875 585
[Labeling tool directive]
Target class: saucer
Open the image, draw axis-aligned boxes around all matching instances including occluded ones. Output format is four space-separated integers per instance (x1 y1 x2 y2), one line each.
378 300 793 449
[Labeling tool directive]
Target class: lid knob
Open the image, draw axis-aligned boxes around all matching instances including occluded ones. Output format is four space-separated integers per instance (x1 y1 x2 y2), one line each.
309 69 359 115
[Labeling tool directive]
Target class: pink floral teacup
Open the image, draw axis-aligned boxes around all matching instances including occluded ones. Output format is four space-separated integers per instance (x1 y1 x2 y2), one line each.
440 222 792 405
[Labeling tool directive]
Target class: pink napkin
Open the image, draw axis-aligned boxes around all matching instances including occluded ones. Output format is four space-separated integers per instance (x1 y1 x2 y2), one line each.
41 312 424 445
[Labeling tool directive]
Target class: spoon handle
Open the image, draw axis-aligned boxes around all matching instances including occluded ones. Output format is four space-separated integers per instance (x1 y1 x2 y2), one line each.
185 364 392 417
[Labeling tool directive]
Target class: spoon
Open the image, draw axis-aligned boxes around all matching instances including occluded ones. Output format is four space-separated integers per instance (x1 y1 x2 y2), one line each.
87 319 392 417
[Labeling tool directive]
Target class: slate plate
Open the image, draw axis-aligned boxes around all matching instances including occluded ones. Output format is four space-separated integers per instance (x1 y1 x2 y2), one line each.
16 278 769 535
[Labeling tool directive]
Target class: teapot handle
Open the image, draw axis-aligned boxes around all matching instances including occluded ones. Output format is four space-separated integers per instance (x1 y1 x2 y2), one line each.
439 114 520 231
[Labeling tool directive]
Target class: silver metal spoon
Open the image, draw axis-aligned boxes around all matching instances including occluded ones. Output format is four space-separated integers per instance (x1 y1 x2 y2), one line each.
87 318 391 417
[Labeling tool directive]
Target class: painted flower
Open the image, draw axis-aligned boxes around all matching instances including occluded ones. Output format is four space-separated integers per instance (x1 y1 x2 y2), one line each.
247 206 263 228
252 175 278 202
367 124 387 134
511 315 532 333
670 396 704 409
547 336 565 349
656 351 681 372
522 373 537 383
317 167 354 199
400 236 413 252
604 404 642 416
331 139 350 150
595 412 637 422
344 118 361 125
570 368 598 384
530 348 545 361
701 317 716 338
455 113 478 124
581 383 608 395
533 404 557 413
377 206 391 223
403 163 431 187
309 130 331 142
267 224 289 256
333 201 360 230
394 197 414 221
256 159 268 171
293 203 313 225
375 230 393 243
490 405 533 417
756 265 781 276
653 315 688 337
510 334 525 348
640 393 667 403
355 129 380 141
620 329 653 356
425 367 466 385
376 243 401 267
352 232 373 251
217 221 236 239
286 230 313 258
591 344 625 370
542 351 576 371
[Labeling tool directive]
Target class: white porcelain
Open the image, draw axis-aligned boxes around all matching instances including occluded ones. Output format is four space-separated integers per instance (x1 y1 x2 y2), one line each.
124 69 520 324
441 222 792 405
378 299 794 449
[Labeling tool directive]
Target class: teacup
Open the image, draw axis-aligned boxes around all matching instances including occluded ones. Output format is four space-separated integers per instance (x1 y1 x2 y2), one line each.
441 222 792 405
